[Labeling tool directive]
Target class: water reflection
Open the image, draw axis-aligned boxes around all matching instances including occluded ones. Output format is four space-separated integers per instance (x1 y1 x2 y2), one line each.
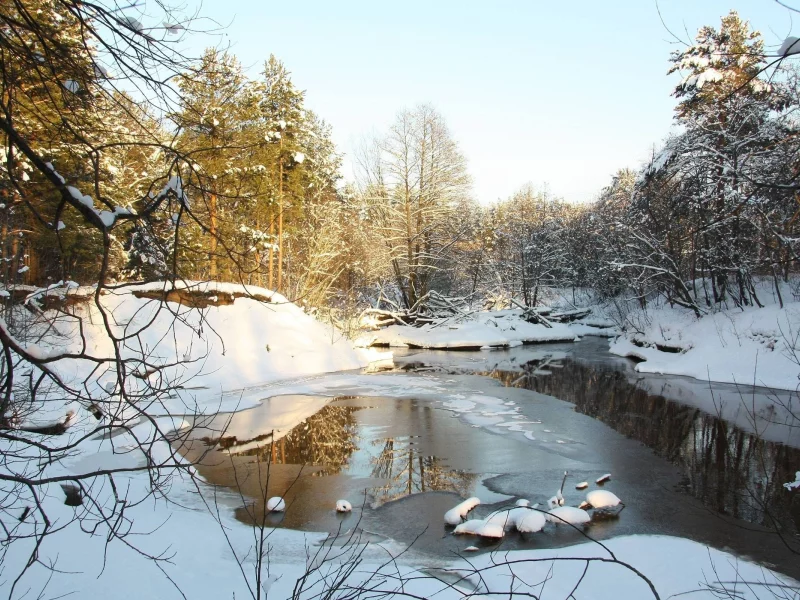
489 356 800 533
177 396 479 530
232 404 361 476
369 436 477 506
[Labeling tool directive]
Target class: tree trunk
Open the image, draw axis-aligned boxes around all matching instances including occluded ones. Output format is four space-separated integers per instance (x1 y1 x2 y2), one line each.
209 192 218 280
277 158 284 292
268 207 274 289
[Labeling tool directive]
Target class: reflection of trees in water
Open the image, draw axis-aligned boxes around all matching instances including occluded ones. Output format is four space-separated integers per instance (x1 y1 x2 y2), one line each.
236 405 362 476
369 437 477 506
490 358 800 533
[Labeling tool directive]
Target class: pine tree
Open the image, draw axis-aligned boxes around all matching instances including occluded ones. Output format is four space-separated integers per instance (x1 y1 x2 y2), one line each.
259 55 307 291
666 11 781 305
173 49 264 281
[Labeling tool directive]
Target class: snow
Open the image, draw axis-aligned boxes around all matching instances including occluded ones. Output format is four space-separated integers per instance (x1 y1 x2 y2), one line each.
609 299 800 390
779 36 800 57
428 535 797 600
576 481 588 490
547 506 591 526
65 185 133 228
444 496 481 525
473 521 505 538
568 322 619 337
3 355 798 598
336 499 352 512
785 471 800 491
358 310 576 350
24 281 369 412
484 507 529 530
516 509 547 533
453 519 504 538
453 518 484 534
596 473 611 484
123 16 143 31
17 265 28 274
266 496 286 512
586 489 621 509
67 185 93 207
4 285 799 598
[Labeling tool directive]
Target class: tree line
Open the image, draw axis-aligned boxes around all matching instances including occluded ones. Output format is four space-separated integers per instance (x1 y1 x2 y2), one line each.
3 6 797 318
346 11 800 316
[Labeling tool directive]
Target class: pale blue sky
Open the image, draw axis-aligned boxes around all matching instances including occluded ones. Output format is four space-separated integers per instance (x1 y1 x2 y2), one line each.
185 1 795 203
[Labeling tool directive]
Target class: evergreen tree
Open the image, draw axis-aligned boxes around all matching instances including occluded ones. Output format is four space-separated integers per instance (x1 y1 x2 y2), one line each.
259 55 307 291
174 49 264 281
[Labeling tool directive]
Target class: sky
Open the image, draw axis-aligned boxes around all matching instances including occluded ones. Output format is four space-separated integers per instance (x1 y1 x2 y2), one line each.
182 1 797 204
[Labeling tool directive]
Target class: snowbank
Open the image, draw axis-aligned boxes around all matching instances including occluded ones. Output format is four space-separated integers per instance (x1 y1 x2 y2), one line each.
24 281 369 415
610 300 800 390
357 310 576 350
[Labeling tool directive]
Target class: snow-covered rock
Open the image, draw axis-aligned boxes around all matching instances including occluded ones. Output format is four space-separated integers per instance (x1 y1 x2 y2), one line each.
336 499 352 513
547 506 591 526
586 490 621 509
266 497 285 512
516 509 547 533
453 519 484 535
444 496 481 525
453 519 504 538
484 507 529 531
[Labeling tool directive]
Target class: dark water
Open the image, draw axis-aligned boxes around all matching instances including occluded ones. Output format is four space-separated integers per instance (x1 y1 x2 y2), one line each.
176 339 800 578
486 351 800 531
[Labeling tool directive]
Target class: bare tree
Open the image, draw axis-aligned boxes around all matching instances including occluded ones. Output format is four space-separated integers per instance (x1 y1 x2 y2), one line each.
356 105 471 310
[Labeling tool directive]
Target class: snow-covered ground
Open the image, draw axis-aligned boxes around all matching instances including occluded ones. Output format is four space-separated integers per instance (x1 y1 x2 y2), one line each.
357 309 577 350
13 281 369 424
9 367 799 600
4 283 799 599
609 297 800 391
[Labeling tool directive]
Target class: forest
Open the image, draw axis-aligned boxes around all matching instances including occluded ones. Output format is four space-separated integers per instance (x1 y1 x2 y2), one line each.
3 6 797 320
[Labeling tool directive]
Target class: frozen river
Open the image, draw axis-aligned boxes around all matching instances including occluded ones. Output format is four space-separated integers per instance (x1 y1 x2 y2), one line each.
177 338 800 579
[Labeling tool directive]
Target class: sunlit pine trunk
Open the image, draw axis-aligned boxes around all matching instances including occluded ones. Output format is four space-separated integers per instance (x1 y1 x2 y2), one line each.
209 192 218 279
277 156 284 292
268 207 274 289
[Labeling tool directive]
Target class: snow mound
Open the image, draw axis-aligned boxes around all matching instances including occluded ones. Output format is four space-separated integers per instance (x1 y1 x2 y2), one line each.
485 507 529 531
453 519 504 538
445 496 481 525
24 281 368 412
516 509 547 533
266 497 285 512
586 490 621 509
547 506 591 526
